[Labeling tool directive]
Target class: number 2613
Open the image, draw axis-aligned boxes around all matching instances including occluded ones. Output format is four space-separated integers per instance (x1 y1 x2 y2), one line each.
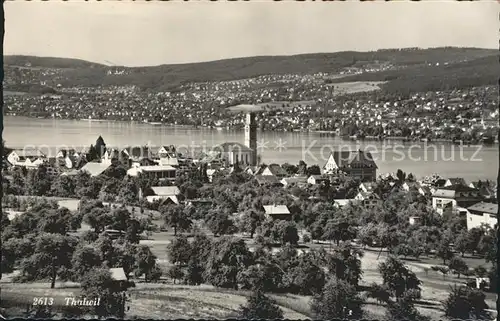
33 297 54 306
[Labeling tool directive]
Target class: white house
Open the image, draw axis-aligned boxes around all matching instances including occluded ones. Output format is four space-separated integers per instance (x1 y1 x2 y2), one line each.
323 151 377 181
210 142 255 166
140 186 180 204
466 202 498 230
354 191 381 209
333 199 353 208
157 145 177 158
127 165 177 181
409 216 421 226
359 182 376 193
255 164 288 178
80 162 112 177
281 176 308 188
158 155 179 167
307 175 329 185
263 205 291 220
206 168 218 183
432 185 482 216
7 149 46 167
444 177 467 187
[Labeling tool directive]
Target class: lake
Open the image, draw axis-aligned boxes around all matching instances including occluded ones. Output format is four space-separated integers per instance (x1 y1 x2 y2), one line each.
3 116 498 181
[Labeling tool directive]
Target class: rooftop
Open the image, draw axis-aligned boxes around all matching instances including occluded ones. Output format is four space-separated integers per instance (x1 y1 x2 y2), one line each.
139 165 176 172
150 186 180 196
263 205 291 215
467 202 498 215
327 150 378 169
80 162 111 177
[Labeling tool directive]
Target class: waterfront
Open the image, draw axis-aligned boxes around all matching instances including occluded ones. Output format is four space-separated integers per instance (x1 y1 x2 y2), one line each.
4 116 498 181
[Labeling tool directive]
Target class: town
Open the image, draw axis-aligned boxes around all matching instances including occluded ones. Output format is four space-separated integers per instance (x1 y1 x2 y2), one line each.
1 114 498 319
2 4 500 318
3 51 499 145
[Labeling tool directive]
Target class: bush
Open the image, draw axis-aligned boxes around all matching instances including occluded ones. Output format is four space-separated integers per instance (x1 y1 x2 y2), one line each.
239 291 284 320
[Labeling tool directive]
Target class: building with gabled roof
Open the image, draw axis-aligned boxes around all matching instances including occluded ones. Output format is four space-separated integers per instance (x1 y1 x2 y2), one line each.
466 202 498 230
444 177 467 187
255 175 282 186
7 148 46 168
323 150 377 181
255 164 288 178
281 176 308 188
80 162 112 177
354 191 381 209
263 204 291 220
307 175 329 185
140 186 180 205
432 184 482 215
127 165 177 181
210 142 254 166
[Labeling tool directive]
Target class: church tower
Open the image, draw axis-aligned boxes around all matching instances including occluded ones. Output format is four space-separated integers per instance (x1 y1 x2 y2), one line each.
244 112 257 166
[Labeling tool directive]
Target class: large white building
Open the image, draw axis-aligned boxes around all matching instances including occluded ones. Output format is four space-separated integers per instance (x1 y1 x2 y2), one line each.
466 202 498 230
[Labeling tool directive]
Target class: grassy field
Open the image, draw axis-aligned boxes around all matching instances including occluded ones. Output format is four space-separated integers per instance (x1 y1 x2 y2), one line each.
3 195 497 319
326 81 386 95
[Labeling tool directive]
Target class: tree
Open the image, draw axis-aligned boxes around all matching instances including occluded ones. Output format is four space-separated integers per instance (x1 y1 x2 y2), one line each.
386 291 429 321
133 245 159 283
80 267 133 318
238 260 284 293
473 265 488 278
50 175 76 198
37 208 72 235
71 245 103 281
436 237 454 264
454 230 469 257
443 285 489 320
396 169 406 183
184 257 204 286
310 278 364 320
286 252 326 295
378 256 421 300
239 291 284 320
447 256 468 279
117 181 138 204
237 209 264 239
205 210 236 237
166 235 192 266
125 218 143 244
297 160 307 176
326 242 363 287
322 217 357 246
306 165 321 176
95 136 106 158
25 165 52 196
18 233 78 288
109 207 131 234
161 204 192 236
167 265 184 284
281 163 298 176
204 237 253 289
273 220 299 245
84 207 111 234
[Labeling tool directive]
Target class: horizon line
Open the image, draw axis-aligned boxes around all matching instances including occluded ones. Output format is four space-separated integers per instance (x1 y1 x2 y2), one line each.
4 46 496 68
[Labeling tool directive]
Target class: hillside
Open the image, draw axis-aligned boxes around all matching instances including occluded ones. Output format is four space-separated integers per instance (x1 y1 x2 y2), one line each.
4 47 498 93
329 55 500 94
4 55 106 69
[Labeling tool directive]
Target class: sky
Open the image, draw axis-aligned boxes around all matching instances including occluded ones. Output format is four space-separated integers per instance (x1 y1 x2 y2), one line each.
5 1 499 67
